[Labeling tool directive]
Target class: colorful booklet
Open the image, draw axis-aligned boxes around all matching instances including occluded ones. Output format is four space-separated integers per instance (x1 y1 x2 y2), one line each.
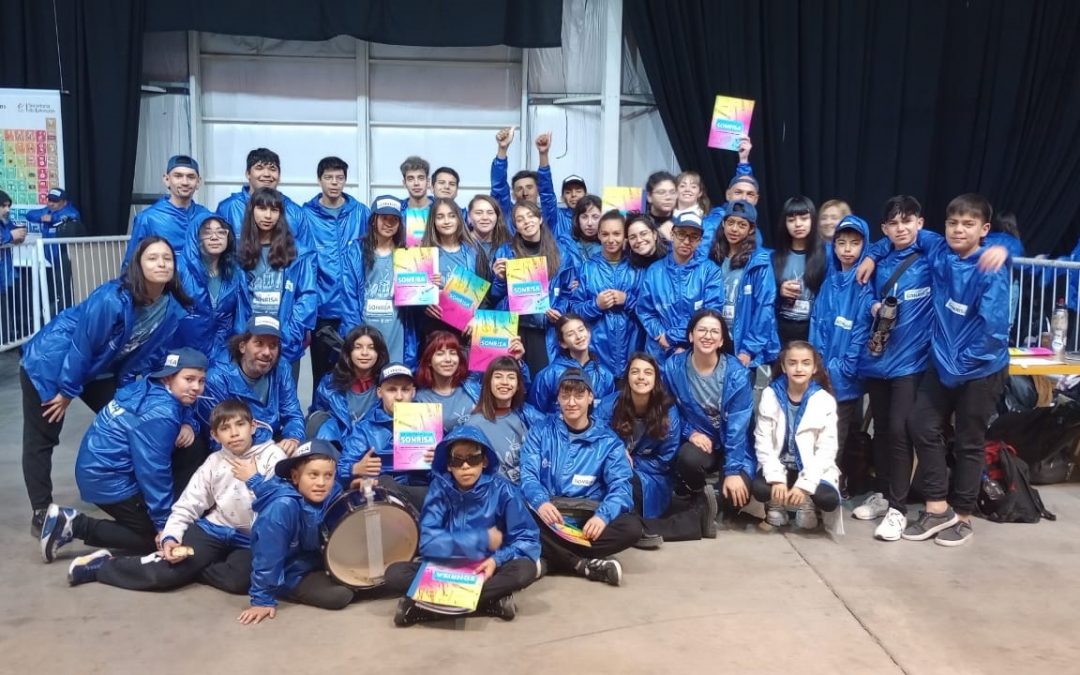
438 267 491 331
393 247 439 306
707 94 755 151
468 310 518 373
392 402 443 471
548 521 592 547
601 186 644 214
506 256 550 315
407 562 486 615
404 206 429 248
1009 347 1053 357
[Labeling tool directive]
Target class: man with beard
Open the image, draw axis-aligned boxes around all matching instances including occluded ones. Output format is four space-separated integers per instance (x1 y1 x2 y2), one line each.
122 155 210 268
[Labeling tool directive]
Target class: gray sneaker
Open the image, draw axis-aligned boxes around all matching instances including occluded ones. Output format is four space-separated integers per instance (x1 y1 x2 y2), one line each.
901 508 960 541
934 520 974 547
794 501 819 530
765 502 789 527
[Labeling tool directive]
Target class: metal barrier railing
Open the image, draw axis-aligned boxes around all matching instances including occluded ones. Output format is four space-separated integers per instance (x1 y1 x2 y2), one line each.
0 235 130 353
1011 256 1080 350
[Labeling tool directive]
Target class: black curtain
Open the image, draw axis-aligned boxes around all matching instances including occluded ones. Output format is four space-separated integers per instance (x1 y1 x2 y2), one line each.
146 0 563 48
0 0 146 236
626 0 1080 255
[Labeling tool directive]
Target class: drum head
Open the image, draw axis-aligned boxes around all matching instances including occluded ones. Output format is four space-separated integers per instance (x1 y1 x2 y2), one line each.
324 504 419 588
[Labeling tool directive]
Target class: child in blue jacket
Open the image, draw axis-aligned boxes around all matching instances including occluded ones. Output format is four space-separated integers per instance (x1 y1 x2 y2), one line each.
384 425 540 626
239 440 355 625
528 313 616 414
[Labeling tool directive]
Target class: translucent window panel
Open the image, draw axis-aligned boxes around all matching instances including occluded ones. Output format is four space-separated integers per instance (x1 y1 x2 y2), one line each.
619 109 677 189
200 33 358 58
201 57 359 122
527 105 601 190
202 122 359 190
370 126 522 189
133 93 191 194
369 43 519 62
528 0 602 94
369 62 521 125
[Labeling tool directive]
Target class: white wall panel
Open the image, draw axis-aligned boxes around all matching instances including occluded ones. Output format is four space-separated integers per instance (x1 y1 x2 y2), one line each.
369 62 520 125
201 57 358 122
369 126 519 192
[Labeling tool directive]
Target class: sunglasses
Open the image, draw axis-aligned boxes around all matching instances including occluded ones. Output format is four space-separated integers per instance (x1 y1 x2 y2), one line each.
448 452 485 468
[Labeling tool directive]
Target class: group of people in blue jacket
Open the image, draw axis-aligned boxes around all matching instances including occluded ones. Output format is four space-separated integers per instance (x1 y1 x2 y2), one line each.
16 131 1020 626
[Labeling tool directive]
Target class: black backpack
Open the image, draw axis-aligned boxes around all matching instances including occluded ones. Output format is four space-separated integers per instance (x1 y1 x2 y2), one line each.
986 397 1080 484
977 441 1056 524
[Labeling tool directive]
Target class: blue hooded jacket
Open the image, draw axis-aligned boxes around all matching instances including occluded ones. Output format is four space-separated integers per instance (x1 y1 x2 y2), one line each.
697 162 755 253
337 239 419 368
566 252 644 377
808 216 876 402
303 194 372 320
21 280 184 400
489 156 519 236
248 477 343 607
527 353 616 415
234 250 318 365
594 394 683 519
420 425 541 564
536 165 573 242
75 379 187 528
636 251 725 360
173 212 242 359
661 350 755 477
215 187 313 251
309 373 378 444
198 357 306 447
723 247 780 367
26 202 81 241
488 241 571 363
519 414 634 524
122 197 211 269
339 403 430 488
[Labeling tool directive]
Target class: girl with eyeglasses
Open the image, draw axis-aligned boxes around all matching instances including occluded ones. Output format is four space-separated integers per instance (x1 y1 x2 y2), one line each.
175 214 242 358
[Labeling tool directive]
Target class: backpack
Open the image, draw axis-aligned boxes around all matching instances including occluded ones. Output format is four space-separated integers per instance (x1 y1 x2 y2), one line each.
986 396 1080 484
977 441 1056 524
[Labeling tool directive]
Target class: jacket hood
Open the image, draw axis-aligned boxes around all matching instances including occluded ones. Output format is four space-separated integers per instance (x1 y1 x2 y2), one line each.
252 475 302 511
828 215 871 275
430 425 500 475
114 379 178 416
183 211 235 274
768 375 824 403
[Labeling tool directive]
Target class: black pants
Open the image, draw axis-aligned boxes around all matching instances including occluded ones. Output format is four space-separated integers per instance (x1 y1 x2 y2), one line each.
21 366 116 510
632 474 707 542
776 316 810 347
864 374 921 510
384 558 536 604
310 317 341 394
519 325 549 380
97 524 251 594
72 495 158 554
285 572 355 610
750 470 840 512
377 475 428 513
674 441 751 502
172 434 211 501
908 366 1007 516
835 398 861 468
533 511 642 573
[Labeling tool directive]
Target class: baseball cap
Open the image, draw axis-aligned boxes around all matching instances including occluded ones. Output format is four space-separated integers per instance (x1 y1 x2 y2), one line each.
724 200 758 226
727 174 759 191
378 362 415 385
149 347 209 378
557 367 593 393
836 215 868 236
245 315 282 338
561 175 587 191
46 188 67 202
274 439 341 479
672 211 704 232
372 195 402 217
166 154 200 175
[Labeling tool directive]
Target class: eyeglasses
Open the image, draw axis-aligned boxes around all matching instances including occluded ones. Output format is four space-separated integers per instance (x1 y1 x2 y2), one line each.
200 229 229 240
694 327 723 337
448 453 485 468
672 229 702 243
652 189 677 198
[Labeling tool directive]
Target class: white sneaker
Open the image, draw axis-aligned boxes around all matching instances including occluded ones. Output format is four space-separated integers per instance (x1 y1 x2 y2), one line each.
874 508 907 541
852 492 889 520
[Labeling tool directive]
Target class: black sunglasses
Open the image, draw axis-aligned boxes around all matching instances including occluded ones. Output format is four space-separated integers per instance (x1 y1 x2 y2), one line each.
448 452 485 468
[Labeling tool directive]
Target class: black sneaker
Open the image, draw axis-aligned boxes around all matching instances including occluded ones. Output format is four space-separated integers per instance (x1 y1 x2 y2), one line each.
582 558 622 586
31 508 47 539
934 520 974 547
901 508 959 541
480 594 517 621
633 532 663 550
699 487 719 539
393 597 423 627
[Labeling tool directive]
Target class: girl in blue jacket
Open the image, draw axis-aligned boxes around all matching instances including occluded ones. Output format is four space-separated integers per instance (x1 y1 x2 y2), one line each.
528 313 616 414
175 214 242 359
234 187 318 368
339 196 418 367
467 194 512 259
558 194 603 276
465 356 543 484
662 310 755 527
384 425 541 626
625 212 668 270
21 236 192 535
772 196 828 345
420 198 490 335
39 348 208 563
308 325 390 443
239 441 354 625
414 331 481 434
708 200 780 367
567 210 644 376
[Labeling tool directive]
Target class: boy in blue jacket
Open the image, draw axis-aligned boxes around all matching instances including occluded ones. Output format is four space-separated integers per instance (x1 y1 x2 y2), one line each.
520 370 643 587
122 155 209 268
808 215 875 478
528 313 616 414
215 147 312 249
385 426 540 626
239 440 354 625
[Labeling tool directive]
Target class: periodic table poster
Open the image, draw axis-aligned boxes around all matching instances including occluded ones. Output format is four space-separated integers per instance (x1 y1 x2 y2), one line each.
0 89 65 228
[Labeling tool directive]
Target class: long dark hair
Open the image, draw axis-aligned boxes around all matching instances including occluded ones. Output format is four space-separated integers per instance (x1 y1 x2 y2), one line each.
123 236 193 308
775 340 834 396
688 308 734 356
472 356 526 421
644 171 677 219
330 325 390 392
422 197 490 279
238 187 297 271
610 352 674 444
571 194 602 243
362 211 405 272
625 212 667 269
467 194 512 252
709 206 758 270
198 216 236 281
771 196 826 294
511 201 561 278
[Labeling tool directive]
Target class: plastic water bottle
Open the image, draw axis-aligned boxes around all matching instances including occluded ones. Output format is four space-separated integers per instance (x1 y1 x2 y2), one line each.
1051 298 1069 360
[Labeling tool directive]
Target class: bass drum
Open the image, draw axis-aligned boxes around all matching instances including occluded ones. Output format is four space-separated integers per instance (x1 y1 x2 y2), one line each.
321 486 419 588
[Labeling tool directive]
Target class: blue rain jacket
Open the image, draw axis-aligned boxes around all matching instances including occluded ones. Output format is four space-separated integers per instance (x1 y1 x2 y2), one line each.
339 404 430 488
198 358 306 447
336 240 419 368
21 280 183 400
566 252 644 376
215 187 313 250
174 211 242 359
661 350 755 477
420 425 540 564
122 197 211 269
234 250 318 365
74 379 185 528
636 251 725 360
527 353 616 415
26 203 80 241
519 414 633 524
536 165 574 242
488 241 571 363
725 247 780 367
308 374 378 443
303 194 372 320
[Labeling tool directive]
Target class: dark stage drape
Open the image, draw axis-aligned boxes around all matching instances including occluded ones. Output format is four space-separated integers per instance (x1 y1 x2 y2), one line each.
1 0 146 236
626 0 1080 254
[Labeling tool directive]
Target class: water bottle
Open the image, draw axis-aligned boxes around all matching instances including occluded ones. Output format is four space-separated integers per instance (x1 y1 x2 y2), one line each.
1051 298 1068 360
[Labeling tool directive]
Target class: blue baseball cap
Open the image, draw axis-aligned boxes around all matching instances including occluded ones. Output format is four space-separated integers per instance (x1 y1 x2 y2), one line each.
724 200 758 226
372 195 402 217
672 211 704 232
274 439 341 479
378 362 415 385
728 174 760 191
557 367 593 393
46 188 67 202
166 154 200 175
149 347 209 378
245 315 282 338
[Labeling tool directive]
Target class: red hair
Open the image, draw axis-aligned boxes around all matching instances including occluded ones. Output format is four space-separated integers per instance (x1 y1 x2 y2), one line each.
415 331 469 389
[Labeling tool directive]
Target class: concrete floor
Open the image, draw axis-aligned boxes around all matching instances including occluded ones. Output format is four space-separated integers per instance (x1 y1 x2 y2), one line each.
1 349 1078 675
